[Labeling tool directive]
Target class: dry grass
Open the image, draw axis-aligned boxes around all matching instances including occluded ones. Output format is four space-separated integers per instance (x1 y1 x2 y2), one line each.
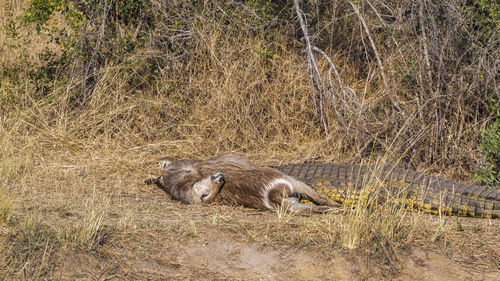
319 155 415 257
275 196 297 226
61 189 111 250
1 0 499 279
1 217 60 280
0 0 490 169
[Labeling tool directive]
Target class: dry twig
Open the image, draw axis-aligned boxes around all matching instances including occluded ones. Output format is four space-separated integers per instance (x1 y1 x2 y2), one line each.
293 0 329 133
349 1 403 115
294 0 360 130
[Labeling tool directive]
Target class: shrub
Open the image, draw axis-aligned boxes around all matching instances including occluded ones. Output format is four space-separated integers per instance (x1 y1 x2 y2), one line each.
475 95 500 188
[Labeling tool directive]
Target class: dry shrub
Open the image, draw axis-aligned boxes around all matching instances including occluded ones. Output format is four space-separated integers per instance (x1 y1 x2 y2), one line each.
1 0 496 176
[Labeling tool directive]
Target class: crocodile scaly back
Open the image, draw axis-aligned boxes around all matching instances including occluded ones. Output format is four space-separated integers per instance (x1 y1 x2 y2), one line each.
274 163 500 218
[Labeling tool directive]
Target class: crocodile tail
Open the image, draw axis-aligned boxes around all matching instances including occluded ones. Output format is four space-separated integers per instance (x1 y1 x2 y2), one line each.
273 163 500 219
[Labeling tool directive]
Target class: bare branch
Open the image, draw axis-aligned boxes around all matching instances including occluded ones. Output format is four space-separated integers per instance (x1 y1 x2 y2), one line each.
312 46 360 109
418 0 433 86
349 1 403 115
293 0 329 134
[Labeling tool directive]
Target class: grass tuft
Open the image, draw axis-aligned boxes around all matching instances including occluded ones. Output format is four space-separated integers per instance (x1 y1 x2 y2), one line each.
63 189 110 250
0 193 13 224
117 210 137 233
2 217 60 280
274 195 296 225
338 157 414 257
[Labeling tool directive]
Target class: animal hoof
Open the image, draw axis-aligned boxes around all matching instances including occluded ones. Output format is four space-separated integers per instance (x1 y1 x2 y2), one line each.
145 178 158 185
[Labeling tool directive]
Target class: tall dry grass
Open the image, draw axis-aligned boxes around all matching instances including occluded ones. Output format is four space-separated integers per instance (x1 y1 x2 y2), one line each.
1 0 495 172
336 156 415 256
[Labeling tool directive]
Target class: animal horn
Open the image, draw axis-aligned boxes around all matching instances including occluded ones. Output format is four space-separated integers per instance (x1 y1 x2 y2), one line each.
158 157 174 170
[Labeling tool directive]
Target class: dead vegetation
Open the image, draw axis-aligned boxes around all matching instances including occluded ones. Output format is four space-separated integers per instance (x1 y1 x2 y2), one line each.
1 0 499 279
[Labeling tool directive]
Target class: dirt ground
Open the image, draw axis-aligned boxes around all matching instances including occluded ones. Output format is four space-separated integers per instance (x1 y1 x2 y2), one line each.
49 202 500 280
51 231 500 280
1 153 500 280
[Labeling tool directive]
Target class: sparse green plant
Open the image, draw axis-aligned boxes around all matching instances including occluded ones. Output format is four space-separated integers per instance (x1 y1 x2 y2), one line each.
475 94 500 188
186 220 198 238
258 47 280 66
0 193 13 224
2 217 60 280
117 210 137 233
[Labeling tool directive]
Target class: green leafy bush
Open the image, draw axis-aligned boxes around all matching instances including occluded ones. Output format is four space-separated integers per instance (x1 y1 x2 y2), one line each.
475 95 500 188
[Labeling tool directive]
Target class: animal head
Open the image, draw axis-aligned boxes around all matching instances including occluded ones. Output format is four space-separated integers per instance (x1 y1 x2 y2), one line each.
160 159 225 204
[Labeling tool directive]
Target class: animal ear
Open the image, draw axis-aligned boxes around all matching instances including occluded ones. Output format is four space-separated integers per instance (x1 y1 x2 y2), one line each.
158 157 173 170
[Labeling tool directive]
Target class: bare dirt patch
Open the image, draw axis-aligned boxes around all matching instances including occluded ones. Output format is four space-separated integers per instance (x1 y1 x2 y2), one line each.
401 247 500 281
49 231 500 280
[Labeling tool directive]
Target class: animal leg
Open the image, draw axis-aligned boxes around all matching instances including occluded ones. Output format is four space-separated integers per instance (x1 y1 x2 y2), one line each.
145 176 161 185
145 176 171 193
289 178 341 207
266 184 335 213
158 157 173 170
283 197 332 213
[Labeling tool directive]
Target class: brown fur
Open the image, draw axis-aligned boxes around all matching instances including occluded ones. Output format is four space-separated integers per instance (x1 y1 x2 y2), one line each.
148 154 340 213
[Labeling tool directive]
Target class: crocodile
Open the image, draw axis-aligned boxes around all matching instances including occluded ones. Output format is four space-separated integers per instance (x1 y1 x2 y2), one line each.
274 163 500 219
